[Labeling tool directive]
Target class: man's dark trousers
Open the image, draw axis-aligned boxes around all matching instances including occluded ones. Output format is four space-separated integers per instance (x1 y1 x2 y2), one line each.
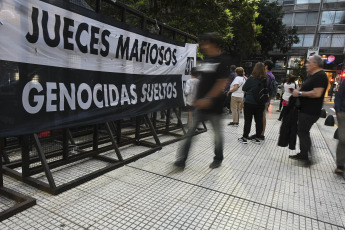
297 112 319 159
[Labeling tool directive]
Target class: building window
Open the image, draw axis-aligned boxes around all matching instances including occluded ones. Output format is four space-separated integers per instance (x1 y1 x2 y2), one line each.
334 11 345 24
303 34 315 46
283 13 293 26
319 34 332 47
318 34 345 47
293 34 315 47
324 0 345 2
293 12 318 25
296 0 320 3
331 34 345 47
321 11 345 24
294 13 307 25
306 12 318 25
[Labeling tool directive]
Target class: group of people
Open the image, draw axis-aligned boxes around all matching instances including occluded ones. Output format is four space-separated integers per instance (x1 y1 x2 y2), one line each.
175 32 344 175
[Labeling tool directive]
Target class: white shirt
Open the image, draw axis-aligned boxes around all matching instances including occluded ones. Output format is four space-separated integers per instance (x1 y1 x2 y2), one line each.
230 76 246 98
282 82 298 101
184 78 200 106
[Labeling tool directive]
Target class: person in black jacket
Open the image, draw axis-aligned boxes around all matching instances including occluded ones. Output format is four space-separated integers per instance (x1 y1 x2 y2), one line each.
278 96 298 150
289 55 329 163
238 62 267 144
334 78 345 174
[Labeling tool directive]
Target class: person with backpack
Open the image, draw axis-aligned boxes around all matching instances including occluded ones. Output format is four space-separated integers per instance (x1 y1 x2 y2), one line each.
238 62 267 144
227 67 246 126
248 60 278 141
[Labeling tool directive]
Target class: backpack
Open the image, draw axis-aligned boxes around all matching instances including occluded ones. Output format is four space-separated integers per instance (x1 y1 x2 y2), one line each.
253 79 269 105
267 72 278 98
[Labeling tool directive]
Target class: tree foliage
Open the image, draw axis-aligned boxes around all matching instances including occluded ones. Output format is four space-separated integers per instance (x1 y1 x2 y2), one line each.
291 56 308 82
255 0 299 56
115 0 298 59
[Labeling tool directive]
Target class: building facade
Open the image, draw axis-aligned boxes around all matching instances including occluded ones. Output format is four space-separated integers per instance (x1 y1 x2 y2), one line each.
269 0 345 94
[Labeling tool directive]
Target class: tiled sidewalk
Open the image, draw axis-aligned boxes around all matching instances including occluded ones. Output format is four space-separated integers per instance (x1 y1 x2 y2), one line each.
1 103 345 229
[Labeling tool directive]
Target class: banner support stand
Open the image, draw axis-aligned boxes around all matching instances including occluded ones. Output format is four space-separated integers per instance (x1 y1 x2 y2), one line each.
32 134 57 190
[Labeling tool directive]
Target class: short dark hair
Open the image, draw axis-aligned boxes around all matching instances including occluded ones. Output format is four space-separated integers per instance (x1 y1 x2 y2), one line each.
190 67 198 76
264 60 274 71
198 32 223 47
230 65 236 72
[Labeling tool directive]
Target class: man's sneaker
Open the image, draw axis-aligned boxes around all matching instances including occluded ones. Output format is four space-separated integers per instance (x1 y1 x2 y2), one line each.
228 122 239 127
251 138 261 144
238 137 248 144
174 160 186 169
209 160 222 169
289 154 308 161
248 135 265 141
335 167 344 174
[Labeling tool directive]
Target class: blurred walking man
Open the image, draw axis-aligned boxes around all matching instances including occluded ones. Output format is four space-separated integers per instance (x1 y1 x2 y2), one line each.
289 55 328 163
334 78 345 174
174 32 228 169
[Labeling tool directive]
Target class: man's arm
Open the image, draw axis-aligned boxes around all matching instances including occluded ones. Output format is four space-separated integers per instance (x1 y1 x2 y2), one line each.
292 88 325 98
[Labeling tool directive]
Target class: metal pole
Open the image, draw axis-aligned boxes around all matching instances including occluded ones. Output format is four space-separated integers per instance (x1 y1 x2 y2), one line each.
96 0 102 13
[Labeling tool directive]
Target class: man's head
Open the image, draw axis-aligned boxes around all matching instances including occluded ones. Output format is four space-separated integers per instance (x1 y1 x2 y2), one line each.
190 67 198 78
230 65 236 72
306 55 323 74
264 60 274 72
198 32 222 57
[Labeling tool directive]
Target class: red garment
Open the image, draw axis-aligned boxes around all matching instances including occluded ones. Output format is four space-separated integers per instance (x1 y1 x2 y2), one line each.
282 100 289 107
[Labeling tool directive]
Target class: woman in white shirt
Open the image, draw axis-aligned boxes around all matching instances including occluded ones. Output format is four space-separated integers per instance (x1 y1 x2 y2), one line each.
227 67 246 126
278 74 298 121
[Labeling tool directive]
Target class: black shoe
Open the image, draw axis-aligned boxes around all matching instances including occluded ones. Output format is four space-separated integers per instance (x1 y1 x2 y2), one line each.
251 138 261 144
238 137 248 144
228 122 239 127
248 135 256 140
289 154 308 161
174 160 186 169
248 135 264 141
209 160 222 169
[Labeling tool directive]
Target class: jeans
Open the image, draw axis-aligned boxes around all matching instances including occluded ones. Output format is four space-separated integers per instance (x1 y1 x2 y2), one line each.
297 112 319 158
177 110 223 162
243 103 265 138
336 112 345 168
230 96 243 123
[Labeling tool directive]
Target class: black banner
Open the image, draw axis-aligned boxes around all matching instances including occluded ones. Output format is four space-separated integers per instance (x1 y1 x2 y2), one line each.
0 61 184 137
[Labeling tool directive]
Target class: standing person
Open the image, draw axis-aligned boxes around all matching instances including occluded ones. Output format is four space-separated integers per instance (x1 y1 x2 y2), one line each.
238 62 267 144
248 60 276 141
227 67 246 126
184 67 200 129
174 32 228 169
223 65 237 113
276 81 285 112
334 78 345 174
278 74 298 121
289 55 329 162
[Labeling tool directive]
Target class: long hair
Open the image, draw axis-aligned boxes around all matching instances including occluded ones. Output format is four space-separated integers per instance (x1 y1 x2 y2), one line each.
251 62 266 79
287 74 296 84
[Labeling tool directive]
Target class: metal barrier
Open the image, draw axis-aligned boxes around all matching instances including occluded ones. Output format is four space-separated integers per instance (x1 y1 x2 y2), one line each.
1 1 203 198
2 110 206 195
0 139 36 221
